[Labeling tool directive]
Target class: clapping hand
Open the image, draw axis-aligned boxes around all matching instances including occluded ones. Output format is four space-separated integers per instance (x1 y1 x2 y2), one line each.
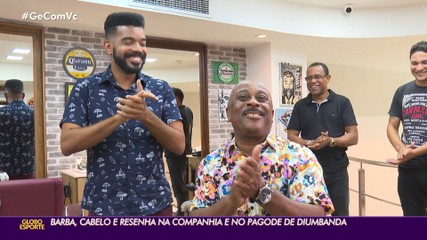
387 143 416 165
116 79 158 121
308 131 330 150
233 145 264 201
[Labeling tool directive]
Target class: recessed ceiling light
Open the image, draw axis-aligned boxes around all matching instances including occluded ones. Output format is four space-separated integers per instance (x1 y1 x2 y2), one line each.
6 55 24 60
193 52 200 56
12 48 31 54
256 34 267 39
146 57 157 63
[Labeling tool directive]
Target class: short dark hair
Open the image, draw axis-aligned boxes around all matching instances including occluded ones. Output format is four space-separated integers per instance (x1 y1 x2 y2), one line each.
410 41 427 57
308 62 329 75
172 87 184 102
104 12 145 39
4 79 24 94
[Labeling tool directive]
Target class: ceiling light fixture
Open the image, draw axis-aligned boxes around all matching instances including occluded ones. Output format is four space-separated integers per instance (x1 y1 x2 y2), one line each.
6 55 24 60
12 48 31 54
146 57 157 63
256 34 267 39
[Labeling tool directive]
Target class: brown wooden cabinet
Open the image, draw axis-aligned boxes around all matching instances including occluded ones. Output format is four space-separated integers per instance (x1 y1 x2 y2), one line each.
61 169 86 205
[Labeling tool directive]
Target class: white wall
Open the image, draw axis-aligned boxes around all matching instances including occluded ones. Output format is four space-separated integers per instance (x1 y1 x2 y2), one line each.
0 62 33 81
246 43 271 87
211 0 427 38
0 61 34 101
327 63 412 160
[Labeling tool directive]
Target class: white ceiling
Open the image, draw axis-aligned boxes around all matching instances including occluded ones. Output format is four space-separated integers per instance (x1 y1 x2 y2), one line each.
1 0 427 79
281 0 427 8
0 34 33 64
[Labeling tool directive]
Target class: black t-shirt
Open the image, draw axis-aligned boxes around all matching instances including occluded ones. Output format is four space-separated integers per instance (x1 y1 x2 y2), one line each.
388 80 427 168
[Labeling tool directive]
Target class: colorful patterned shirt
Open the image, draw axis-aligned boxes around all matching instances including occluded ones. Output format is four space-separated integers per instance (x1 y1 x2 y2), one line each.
0 100 35 177
61 66 181 216
192 134 334 216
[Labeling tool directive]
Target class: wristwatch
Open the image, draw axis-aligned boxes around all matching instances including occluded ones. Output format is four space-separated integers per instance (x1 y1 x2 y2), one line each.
329 138 336 147
256 184 273 205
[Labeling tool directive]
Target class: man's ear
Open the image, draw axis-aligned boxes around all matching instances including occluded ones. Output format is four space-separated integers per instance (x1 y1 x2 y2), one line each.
104 39 113 55
226 107 231 122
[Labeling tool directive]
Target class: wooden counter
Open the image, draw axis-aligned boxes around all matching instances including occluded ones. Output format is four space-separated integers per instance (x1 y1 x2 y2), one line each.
60 169 87 205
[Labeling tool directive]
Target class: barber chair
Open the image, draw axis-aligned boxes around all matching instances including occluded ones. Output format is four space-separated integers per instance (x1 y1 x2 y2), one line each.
0 178 64 216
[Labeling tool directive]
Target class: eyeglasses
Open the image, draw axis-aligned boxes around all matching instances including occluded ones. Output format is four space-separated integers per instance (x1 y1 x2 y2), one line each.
304 74 327 81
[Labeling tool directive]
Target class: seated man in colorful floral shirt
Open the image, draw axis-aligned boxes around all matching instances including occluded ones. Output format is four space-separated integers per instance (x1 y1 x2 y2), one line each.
190 81 334 216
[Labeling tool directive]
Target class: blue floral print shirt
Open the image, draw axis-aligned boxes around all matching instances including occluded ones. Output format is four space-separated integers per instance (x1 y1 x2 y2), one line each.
61 66 181 216
192 134 334 216
0 100 35 177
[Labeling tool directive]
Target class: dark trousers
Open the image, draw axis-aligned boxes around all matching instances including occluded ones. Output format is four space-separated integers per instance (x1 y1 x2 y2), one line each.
323 169 349 216
166 155 189 216
398 167 427 216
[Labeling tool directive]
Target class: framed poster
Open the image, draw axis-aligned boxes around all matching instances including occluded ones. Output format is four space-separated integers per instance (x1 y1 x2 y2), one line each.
63 47 96 80
213 61 239 84
275 107 293 139
280 63 302 106
64 82 74 105
218 88 231 121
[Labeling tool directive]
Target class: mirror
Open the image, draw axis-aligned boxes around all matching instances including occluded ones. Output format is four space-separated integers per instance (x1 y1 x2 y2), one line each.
0 21 45 178
144 48 202 151
147 37 209 157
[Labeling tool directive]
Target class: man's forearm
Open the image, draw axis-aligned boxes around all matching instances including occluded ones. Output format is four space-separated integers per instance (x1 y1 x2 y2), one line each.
61 114 125 156
387 125 405 152
140 110 185 155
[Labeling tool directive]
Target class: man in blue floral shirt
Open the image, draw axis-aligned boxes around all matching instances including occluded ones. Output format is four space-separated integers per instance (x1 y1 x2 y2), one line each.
60 12 185 216
190 81 333 216
0 79 35 180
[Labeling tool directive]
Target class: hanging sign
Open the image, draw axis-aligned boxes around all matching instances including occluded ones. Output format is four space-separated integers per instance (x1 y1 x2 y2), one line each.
213 61 238 84
63 47 96 79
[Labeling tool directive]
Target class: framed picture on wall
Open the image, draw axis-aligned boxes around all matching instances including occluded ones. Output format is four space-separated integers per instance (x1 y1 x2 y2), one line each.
218 88 231 121
64 82 74 105
280 63 302 106
275 106 293 139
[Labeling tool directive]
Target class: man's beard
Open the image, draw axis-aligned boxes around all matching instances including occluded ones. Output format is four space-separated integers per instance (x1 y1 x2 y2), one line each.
113 48 146 74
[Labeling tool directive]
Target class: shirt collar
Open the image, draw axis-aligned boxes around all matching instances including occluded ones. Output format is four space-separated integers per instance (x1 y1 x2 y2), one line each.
98 65 147 88
306 89 336 105
224 133 278 156
9 99 25 105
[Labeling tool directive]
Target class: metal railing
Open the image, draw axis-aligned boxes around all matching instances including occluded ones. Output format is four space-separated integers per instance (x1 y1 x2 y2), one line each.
349 156 400 216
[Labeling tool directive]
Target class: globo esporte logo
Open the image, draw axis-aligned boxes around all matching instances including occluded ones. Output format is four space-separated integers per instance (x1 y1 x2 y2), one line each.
19 219 45 230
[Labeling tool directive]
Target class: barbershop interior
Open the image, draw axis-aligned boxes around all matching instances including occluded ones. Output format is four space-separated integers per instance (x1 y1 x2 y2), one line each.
0 0 426 217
